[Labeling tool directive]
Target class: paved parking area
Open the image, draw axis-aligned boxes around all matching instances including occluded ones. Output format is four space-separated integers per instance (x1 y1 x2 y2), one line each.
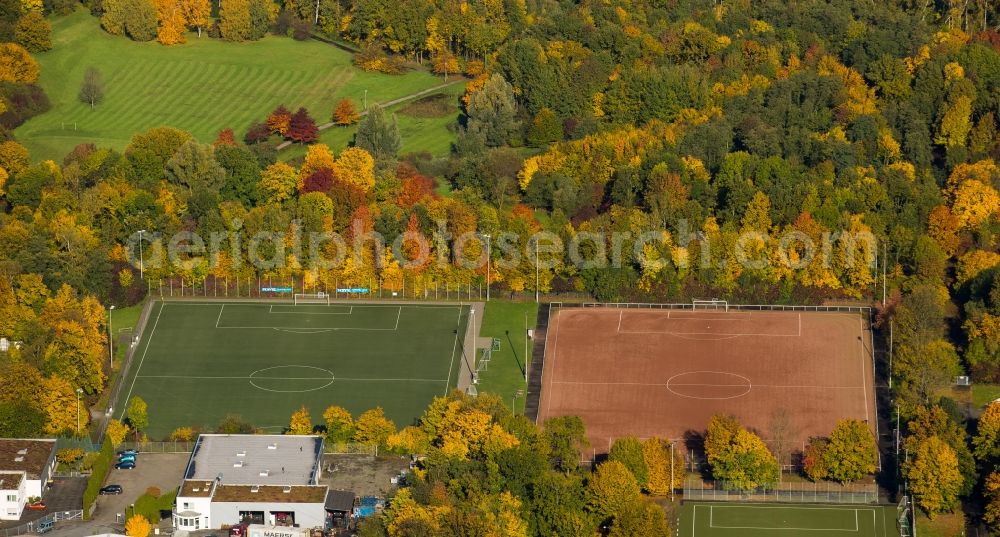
0 477 87 530
91 453 189 526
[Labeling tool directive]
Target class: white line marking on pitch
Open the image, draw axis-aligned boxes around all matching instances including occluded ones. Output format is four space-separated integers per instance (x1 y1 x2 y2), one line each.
553 380 865 389
216 304 225 328
136 374 447 382
860 316 870 426
617 310 623 333
120 302 165 420
444 306 463 395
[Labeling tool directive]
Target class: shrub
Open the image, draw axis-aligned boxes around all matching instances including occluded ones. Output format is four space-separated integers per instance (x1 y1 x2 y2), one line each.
82 439 114 519
57 447 85 465
271 10 292 36
0 81 50 129
291 18 311 40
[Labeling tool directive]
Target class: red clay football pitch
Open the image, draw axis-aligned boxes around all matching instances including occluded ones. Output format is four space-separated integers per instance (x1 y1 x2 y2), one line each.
536 307 877 459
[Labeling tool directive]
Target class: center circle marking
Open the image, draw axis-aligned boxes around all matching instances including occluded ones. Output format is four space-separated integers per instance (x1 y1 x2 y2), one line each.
249 365 336 393
665 371 752 400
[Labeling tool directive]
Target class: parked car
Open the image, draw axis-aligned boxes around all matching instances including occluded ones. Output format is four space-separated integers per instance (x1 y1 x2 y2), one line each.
26 501 46 511
117 449 137 456
117 454 136 463
99 485 123 495
36 518 54 534
114 461 135 470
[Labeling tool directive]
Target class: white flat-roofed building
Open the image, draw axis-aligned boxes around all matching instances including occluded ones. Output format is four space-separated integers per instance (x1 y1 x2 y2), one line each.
0 439 57 521
174 435 336 531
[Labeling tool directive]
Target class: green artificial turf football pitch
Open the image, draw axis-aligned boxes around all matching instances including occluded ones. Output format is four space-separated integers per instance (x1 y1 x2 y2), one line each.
114 301 471 438
679 503 902 537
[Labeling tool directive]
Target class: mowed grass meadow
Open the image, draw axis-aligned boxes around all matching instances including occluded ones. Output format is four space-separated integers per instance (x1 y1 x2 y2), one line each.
16 10 445 161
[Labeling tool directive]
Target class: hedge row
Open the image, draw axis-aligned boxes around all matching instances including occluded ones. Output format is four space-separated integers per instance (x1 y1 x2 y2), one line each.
82 439 114 520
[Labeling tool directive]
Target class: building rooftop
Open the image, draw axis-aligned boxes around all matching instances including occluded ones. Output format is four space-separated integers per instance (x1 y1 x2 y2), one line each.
183 435 323 486
0 439 56 480
0 471 24 491
179 480 216 498
211 485 328 503
324 490 354 513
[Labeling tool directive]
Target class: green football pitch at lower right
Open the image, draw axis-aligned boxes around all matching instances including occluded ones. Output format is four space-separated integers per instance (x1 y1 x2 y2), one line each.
114 301 471 439
679 503 901 537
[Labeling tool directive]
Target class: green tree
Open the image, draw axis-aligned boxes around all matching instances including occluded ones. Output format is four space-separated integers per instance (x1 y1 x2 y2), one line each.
905 435 963 518
165 140 226 193
467 73 519 147
526 107 561 147
354 104 400 163
542 415 588 473
14 11 50 52
215 144 260 205
219 0 267 41
608 436 647 487
126 396 148 440
822 419 878 482
607 500 670 537
527 472 594 536
0 400 45 438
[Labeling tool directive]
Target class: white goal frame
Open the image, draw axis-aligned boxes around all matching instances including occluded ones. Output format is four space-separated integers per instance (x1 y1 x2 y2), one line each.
293 292 330 305
692 298 729 312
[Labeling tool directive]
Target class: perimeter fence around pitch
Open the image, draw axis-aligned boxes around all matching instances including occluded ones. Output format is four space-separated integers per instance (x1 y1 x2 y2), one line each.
683 476 879 504
574 302 872 313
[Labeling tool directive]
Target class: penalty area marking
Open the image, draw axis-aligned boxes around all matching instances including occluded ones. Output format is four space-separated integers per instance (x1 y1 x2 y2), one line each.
698 504 872 533
269 305 354 315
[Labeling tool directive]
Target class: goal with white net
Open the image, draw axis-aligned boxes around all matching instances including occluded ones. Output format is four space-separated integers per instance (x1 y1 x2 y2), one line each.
294 292 330 305
692 299 728 312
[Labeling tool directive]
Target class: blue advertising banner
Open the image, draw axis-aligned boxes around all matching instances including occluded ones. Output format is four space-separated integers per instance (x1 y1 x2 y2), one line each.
336 288 370 294
261 287 294 293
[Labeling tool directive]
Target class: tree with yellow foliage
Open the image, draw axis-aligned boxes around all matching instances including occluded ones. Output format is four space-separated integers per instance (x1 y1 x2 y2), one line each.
170 427 195 441
258 162 299 203
322 405 353 442
39 375 84 435
287 405 312 435
299 143 335 184
0 141 28 175
333 147 375 191
984 471 1000 532
705 415 779 490
643 437 683 496
153 0 187 45
125 514 150 537
905 435 962 518
352 407 395 446
0 43 40 84
586 460 642 522
106 419 130 447
180 0 211 37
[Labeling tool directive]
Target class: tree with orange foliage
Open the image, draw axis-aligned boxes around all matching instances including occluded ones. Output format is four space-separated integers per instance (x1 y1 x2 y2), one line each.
266 105 292 136
396 164 435 208
153 0 187 45
332 98 360 125
213 128 236 146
